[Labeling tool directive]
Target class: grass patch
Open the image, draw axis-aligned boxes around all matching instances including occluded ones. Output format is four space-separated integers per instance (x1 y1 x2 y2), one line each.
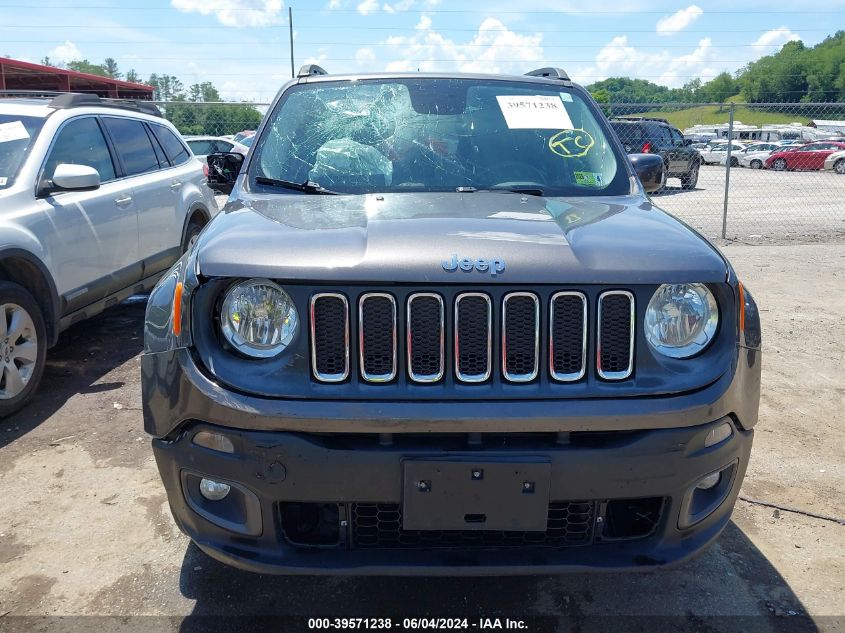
616 104 812 131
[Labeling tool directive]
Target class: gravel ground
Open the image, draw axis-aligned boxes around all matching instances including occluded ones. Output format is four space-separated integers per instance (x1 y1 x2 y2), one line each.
0 242 843 633
653 165 845 243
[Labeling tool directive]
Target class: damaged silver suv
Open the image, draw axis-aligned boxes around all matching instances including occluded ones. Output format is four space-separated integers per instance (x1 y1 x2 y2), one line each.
143 66 761 575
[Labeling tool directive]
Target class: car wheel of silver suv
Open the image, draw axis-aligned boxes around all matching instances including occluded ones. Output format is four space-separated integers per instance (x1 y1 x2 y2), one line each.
0 282 47 418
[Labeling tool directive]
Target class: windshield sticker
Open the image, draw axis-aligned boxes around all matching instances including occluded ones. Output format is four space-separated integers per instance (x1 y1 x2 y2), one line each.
574 171 603 187
496 95 574 129
0 177 7 186
549 129 595 158
0 121 29 143
559 92 573 102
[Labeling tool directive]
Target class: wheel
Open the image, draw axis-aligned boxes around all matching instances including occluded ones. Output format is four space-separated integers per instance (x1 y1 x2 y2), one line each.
772 158 788 171
750 159 763 169
680 163 699 190
0 282 47 418
729 157 738 167
182 217 205 253
835 159 845 175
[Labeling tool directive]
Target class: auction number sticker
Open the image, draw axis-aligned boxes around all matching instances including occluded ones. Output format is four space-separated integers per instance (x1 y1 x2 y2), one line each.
0 120 29 143
496 95 573 129
308 617 527 630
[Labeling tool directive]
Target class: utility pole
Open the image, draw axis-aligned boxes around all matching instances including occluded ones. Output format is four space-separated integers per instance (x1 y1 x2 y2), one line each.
289 7 295 78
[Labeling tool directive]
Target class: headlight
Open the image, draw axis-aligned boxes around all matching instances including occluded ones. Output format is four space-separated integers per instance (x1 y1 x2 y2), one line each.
644 283 718 358
220 279 298 358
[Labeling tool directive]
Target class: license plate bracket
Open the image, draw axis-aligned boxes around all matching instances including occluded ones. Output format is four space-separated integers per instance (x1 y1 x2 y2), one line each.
402 459 551 531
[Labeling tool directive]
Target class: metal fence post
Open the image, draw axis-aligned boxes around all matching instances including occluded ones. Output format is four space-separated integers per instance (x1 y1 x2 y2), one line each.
721 103 735 239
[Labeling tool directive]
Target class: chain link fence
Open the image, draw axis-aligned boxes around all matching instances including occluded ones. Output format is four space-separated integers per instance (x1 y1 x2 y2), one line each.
156 99 845 244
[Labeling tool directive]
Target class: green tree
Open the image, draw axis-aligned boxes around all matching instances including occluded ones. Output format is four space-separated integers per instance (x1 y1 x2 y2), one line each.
698 72 739 103
148 73 185 101
125 69 140 83
67 59 108 76
40 56 54 67
188 82 221 102
103 57 121 79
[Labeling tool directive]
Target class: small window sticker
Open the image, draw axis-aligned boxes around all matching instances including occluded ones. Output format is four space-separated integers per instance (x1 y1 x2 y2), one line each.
496 95 574 129
0 121 30 143
560 92 573 102
0 177 7 186
574 171 603 187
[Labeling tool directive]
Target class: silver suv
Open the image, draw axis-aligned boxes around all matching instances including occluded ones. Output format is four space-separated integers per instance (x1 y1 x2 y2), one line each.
0 93 217 416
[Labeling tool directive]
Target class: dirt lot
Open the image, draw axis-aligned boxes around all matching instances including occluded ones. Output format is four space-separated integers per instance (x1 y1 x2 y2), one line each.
657 165 845 243
0 242 843 633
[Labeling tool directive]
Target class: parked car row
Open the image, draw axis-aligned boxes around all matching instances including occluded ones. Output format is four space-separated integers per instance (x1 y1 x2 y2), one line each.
0 93 219 415
696 138 845 173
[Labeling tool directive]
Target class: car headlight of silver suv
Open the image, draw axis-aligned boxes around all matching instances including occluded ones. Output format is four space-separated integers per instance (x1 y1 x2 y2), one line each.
644 283 718 358
220 279 298 358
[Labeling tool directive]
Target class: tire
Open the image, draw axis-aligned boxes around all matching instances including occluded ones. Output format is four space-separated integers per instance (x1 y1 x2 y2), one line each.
182 217 205 254
0 282 47 418
680 163 699 190
835 159 845 175
750 159 763 170
772 158 788 171
729 157 738 167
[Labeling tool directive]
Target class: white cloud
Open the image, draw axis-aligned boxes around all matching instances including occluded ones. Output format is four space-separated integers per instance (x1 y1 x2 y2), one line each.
328 0 343 7
170 0 284 28
751 27 800 52
357 0 379 14
355 47 377 67
415 14 432 30
48 40 82 63
575 35 718 88
656 5 703 35
383 17 544 75
383 0 415 12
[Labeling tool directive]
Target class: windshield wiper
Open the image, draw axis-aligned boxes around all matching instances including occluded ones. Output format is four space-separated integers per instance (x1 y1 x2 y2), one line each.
254 176 339 195
458 185 546 197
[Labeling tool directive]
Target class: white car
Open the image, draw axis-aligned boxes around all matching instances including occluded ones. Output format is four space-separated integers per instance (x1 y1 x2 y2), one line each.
698 142 745 165
0 93 218 416
823 149 845 174
720 142 785 169
184 136 249 162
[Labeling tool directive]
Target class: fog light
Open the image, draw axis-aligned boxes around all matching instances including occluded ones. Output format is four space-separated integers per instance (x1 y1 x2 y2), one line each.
199 478 231 501
696 471 721 490
193 431 234 454
704 422 733 447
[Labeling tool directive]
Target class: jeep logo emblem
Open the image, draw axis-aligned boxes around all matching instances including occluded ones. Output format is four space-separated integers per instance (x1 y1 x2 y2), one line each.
442 255 506 277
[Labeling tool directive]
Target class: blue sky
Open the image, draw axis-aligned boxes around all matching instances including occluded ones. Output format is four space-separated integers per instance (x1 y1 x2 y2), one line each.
1 0 844 101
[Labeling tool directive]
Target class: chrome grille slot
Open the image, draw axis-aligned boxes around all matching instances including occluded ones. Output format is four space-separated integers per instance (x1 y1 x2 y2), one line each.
550 292 587 382
597 291 635 380
310 293 350 382
358 293 397 382
454 293 492 383
502 292 539 382
407 293 444 383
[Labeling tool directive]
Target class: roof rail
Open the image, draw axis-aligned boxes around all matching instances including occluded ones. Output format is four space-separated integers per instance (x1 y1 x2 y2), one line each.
525 67 571 85
47 93 162 117
298 64 328 78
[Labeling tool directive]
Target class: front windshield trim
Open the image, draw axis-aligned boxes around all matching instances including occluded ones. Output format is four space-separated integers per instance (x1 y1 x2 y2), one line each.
247 77 632 198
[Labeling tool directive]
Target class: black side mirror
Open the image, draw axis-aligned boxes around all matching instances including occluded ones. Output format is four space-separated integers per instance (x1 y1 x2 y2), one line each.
629 153 665 193
683 138 693 146
206 152 245 195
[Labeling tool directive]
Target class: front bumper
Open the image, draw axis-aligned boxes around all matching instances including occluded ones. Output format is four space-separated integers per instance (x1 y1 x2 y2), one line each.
145 347 758 574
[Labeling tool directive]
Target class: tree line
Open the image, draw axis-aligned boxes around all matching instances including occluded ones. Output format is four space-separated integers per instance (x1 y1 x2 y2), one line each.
37 56 262 136
588 30 845 104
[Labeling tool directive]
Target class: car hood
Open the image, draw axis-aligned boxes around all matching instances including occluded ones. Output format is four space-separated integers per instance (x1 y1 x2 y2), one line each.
196 192 728 284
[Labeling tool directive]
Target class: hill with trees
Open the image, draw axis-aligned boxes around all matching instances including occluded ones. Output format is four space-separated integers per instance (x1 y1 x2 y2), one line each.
588 30 845 104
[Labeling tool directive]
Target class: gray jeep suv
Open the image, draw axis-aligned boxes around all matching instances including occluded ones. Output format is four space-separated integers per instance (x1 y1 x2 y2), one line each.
0 94 217 416
142 67 761 574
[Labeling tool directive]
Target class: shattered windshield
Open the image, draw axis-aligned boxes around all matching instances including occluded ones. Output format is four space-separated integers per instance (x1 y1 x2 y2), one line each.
252 78 627 196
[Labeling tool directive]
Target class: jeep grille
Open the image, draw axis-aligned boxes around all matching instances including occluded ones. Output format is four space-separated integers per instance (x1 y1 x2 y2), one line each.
310 289 635 385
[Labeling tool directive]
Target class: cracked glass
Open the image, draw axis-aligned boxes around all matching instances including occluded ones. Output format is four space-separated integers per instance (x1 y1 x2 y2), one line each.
252 78 627 197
